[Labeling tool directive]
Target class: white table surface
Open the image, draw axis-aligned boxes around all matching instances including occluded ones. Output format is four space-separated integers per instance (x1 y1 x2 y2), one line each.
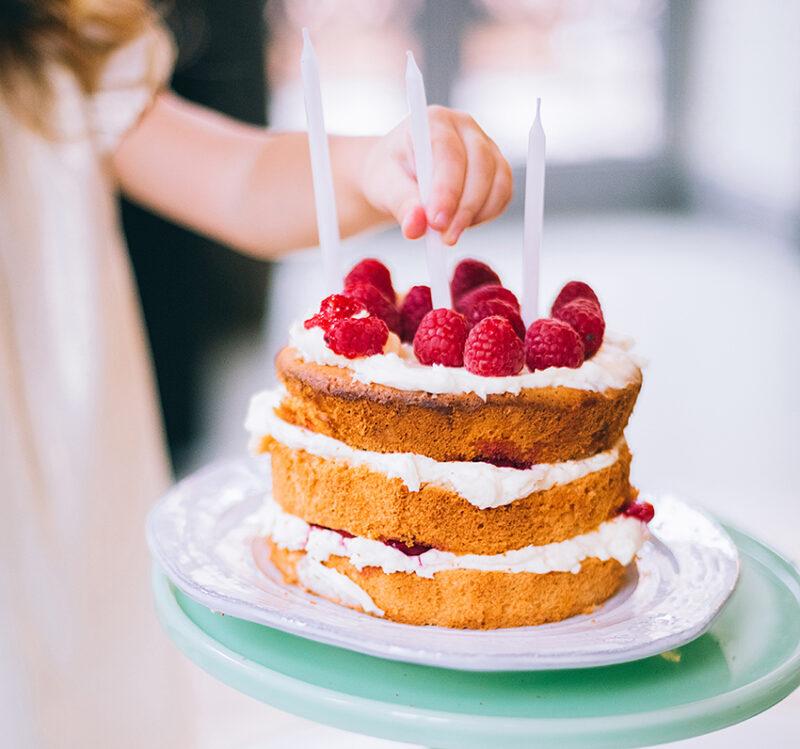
188 211 799 748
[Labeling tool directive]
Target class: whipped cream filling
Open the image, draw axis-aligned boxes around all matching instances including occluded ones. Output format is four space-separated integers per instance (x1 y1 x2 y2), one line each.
246 389 623 509
288 320 641 398
295 555 384 616
263 496 648 578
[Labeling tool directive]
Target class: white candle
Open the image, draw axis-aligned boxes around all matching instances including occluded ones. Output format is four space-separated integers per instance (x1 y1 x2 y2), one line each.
405 51 450 309
522 98 546 325
301 28 340 292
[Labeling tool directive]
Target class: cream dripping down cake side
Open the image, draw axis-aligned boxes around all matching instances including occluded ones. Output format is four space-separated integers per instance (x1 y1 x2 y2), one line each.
246 258 653 629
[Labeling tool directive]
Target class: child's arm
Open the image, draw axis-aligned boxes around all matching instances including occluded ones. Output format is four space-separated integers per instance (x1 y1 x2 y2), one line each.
113 92 512 257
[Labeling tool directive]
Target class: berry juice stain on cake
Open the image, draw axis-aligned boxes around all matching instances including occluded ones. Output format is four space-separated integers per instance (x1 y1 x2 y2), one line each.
382 538 433 557
472 441 534 470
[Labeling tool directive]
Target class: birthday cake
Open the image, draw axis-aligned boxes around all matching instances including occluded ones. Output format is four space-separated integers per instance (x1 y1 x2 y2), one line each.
246 258 652 629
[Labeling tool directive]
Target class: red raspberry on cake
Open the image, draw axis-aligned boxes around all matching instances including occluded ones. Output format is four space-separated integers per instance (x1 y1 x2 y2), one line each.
304 293 367 332
463 316 525 376
413 308 468 367
456 284 520 315
553 298 605 358
399 285 433 343
344 258 396 302
463 298 525 340
524 318 585 371
623 500 655 523
324 315 389 359
343 281 400 334
551 280 600 316
450 259 501 303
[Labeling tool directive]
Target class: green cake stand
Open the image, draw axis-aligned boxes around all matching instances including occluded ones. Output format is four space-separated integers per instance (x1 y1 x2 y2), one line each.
152 524 800 749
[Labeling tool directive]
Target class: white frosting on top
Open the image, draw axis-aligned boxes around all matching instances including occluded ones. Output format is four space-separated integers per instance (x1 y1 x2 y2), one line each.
288 321 641 399
246 389 623 509
263 496 648 578
295 555 384 615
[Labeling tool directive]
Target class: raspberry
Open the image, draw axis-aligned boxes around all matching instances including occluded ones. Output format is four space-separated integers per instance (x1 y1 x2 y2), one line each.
344 258 395 302
464 298 525 340
553 298 605 358
455 284 520 315
382 538 433 557
551 281 600 316
450 259 501 303
623 500 655 523
413 308 468 367
343 281 400 334
399 285 433 343
463 316 525 376
524 318 584 371
304 293 367 331
323 315 388 358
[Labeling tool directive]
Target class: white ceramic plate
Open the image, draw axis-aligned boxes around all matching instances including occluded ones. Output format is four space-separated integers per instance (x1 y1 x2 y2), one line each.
147 458 740 671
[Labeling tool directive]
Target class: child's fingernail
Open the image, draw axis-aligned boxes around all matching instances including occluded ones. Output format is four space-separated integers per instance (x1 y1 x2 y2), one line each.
403 209 424 238
432 211 448 230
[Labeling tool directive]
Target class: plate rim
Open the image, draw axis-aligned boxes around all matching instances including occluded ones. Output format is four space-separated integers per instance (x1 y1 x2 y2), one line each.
147 459 741 671
152 534 800 748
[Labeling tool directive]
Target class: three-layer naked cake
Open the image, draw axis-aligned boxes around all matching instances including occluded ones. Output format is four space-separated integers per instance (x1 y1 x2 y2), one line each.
246 259 652 629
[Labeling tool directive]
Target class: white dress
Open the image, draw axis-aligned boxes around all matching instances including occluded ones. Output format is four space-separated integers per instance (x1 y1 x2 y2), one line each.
0 26 193 748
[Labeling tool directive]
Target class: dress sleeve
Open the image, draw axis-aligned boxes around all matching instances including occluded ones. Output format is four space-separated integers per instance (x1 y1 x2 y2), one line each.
88 21 176 154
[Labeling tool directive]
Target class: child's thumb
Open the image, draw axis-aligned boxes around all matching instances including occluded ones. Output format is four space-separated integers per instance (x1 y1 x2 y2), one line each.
381 170 427 239
400 204 427 239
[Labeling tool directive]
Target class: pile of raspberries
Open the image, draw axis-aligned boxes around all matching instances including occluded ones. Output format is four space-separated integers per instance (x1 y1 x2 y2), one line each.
304 258 605 377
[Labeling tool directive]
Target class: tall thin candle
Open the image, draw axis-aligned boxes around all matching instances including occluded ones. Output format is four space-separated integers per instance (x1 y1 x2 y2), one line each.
301 28 340 292
405 51 450 309
522 98 546 325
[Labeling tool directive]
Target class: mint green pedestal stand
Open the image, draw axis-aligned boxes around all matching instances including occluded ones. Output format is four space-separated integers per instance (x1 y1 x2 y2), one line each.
153 525 800 749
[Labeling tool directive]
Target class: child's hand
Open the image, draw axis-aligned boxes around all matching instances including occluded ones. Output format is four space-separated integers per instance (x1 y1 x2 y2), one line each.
116 94 510 257
361 106 513 245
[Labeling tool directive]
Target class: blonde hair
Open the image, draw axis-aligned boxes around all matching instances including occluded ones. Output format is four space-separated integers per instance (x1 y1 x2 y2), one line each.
0 0 154 129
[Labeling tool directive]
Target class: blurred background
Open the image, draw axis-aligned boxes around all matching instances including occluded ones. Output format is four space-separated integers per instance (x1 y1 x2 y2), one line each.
124 1 799 746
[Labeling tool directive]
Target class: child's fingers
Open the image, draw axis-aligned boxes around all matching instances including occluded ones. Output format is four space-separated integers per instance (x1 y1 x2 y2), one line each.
377 157 429 238
427 109 466 231
472 157 514 226
401 205 428 239
443 133 497 245
382 106 511 242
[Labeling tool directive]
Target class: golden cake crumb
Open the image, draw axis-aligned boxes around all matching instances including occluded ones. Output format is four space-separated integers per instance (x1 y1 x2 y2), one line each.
268 541 627 629
262 437 635 553
275 347 641 465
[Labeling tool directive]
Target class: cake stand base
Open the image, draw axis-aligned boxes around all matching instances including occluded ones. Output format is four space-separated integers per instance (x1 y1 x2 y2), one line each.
152 524 800 749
